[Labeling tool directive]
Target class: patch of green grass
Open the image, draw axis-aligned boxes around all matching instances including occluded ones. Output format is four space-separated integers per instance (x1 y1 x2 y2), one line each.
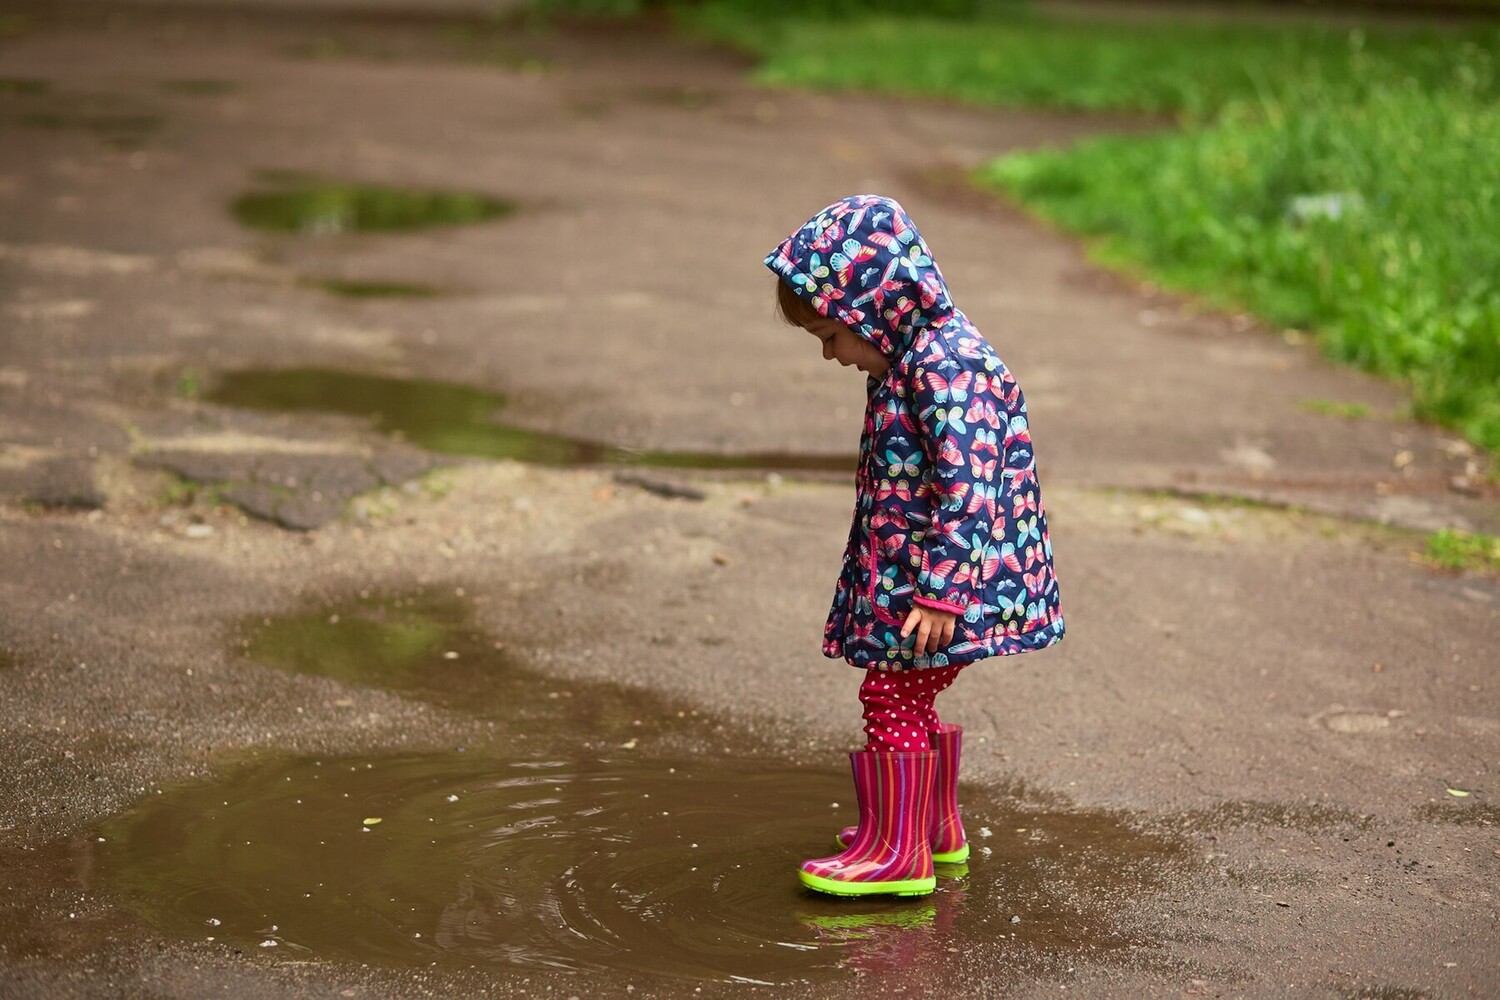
679 3 1500 454
1424 528 1500 574
158 470 231 508
160 477 199 506
1300 399 1371 420
175 368 200 399
421 471 456 499
980 49 1500 451
679 5 1494 120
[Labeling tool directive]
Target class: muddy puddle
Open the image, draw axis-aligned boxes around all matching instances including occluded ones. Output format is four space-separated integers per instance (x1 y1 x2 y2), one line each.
232 173 513 235
0 77 49 96
17 108 161 150
158 79 236 97
305 277 445 299
86 592 1187 987
204 367 854 475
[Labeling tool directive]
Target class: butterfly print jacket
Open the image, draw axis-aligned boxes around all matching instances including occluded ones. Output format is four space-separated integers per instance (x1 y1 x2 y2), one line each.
766 194 1065 670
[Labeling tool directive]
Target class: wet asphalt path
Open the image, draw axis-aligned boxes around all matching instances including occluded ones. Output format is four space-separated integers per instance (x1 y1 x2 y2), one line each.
1 3 1497 997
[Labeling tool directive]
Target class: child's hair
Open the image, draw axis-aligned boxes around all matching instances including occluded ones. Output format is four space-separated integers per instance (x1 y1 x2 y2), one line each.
774 277 823 329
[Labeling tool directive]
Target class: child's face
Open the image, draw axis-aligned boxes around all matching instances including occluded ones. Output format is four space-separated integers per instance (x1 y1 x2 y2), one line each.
803 318 889 378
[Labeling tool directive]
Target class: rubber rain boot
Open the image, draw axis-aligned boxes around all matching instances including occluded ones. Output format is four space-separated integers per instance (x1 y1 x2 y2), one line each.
800 750 937 897
837 723 969 864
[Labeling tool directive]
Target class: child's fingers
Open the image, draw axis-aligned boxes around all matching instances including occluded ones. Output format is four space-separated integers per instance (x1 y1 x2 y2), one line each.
927 615 954 652
900 608 920 638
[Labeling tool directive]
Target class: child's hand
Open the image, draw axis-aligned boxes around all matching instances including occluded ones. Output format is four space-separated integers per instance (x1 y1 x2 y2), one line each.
901 606 957 655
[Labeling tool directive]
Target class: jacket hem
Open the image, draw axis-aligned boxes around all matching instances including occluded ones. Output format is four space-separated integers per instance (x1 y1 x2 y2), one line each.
832 616 1066 670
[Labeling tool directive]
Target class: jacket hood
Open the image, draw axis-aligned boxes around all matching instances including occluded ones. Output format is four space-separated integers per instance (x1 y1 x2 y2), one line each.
765 194 957 361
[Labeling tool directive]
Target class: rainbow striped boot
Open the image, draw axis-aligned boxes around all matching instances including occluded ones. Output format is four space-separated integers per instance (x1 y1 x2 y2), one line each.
799 750 937 897
835 724 969 864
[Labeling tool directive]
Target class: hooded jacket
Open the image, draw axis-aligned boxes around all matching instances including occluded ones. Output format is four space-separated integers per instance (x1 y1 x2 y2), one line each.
766 195 1064 670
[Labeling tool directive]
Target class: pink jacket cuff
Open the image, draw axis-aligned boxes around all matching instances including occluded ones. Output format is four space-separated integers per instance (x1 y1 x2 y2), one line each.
914 596 967 616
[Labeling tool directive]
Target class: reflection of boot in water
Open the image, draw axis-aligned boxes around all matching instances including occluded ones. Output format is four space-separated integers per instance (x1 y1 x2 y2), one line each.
799 902 937 934
797 868 968 975
797 903 937 974
836 724 969 864
934 860 968 880
800 750 936 897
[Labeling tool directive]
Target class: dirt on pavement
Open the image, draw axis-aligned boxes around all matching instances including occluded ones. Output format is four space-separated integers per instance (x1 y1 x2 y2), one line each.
0 3 1496 998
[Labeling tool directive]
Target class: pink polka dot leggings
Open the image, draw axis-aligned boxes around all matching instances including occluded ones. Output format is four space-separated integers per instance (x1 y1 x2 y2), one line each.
859 665 965 752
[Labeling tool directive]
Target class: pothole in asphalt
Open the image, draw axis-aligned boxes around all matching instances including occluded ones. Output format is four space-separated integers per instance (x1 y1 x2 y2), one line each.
232 173 514 234
87 593 1188 986
203 367 855 474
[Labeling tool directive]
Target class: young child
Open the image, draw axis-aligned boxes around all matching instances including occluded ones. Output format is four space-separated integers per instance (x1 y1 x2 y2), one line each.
765 194 1065 898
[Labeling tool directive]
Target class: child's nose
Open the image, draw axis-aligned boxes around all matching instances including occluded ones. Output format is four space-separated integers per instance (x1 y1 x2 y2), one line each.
823 340 835 361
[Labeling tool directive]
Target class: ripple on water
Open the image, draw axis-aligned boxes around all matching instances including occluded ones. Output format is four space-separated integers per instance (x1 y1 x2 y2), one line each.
97 745 1184 985
88 593 1186 986
100 752 958 982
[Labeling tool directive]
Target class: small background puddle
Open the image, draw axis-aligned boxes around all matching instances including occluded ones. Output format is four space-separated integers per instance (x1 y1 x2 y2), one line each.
204 367 855 474
303 277 445 299
0 77 50 95
91 593 1186 987
158 79 237 97
232 173 514 234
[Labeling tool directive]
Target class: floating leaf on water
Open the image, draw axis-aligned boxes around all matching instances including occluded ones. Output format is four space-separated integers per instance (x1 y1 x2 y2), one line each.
363 816 382 825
